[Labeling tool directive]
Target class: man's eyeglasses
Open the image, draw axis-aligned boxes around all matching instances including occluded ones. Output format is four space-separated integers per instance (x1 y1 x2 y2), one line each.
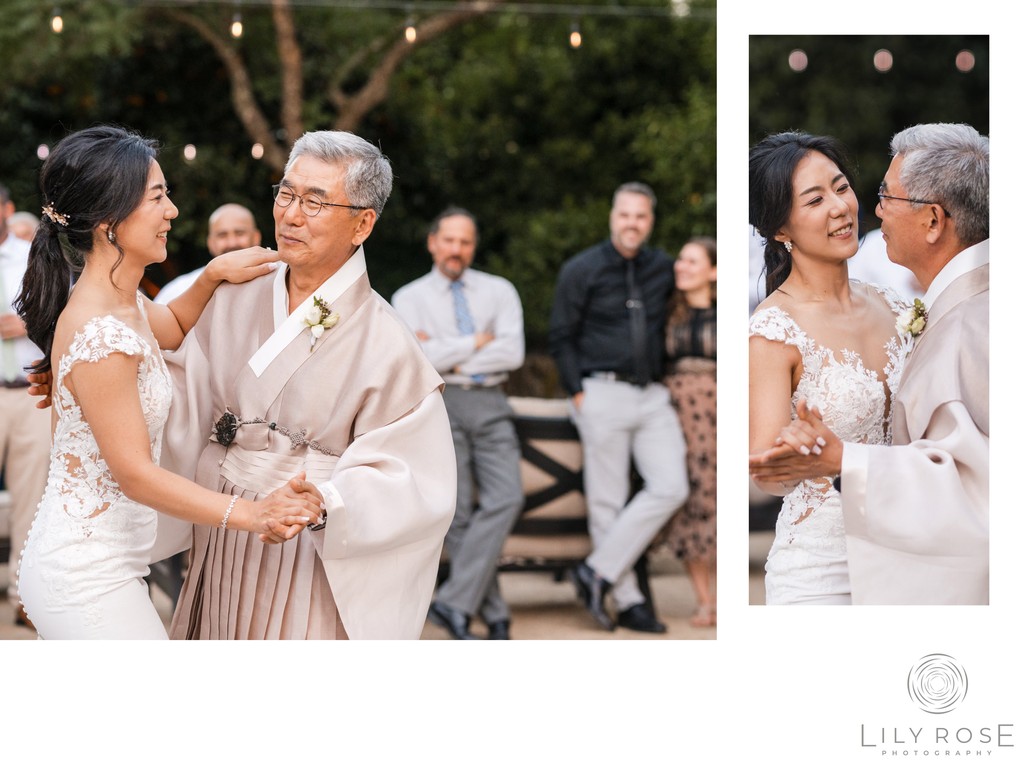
272 184 365 217
877 188 951 217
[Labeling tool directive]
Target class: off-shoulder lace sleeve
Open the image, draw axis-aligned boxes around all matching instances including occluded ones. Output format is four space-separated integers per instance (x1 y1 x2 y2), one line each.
749 306 814 356
65 317 148 368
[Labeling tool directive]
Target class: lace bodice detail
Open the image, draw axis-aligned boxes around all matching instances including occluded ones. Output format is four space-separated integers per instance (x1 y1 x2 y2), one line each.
750 283 913 604
18 310 172 617
51 316 172 517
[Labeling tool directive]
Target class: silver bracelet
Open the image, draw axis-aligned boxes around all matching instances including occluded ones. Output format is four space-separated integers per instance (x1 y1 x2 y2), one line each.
220 495 239 529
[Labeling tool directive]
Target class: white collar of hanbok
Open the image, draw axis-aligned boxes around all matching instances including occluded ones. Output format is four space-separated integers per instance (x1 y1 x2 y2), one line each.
247 246 366 377
922 239 989 308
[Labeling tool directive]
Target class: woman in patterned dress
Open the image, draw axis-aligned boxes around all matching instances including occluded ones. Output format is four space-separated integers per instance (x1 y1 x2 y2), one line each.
15 126 321 638
663 237 717 627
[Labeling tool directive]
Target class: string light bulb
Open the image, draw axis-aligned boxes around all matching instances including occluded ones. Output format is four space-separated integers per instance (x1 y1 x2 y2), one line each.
230 12 243 38
569 20 582 49
404 17 417 44
51 7 63 34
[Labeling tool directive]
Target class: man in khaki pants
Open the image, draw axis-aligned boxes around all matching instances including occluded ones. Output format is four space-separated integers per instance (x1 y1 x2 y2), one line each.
0 182 50 628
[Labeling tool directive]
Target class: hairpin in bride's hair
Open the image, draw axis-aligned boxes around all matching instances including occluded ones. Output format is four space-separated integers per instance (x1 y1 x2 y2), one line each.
41 203 70 227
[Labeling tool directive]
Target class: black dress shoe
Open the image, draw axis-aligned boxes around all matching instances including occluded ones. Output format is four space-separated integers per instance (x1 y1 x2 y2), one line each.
487 620 511 640
427 601 479 640
617 602 667 634
569 561 614 631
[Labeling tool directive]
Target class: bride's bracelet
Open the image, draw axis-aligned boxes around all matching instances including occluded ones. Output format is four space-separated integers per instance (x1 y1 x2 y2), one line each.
220 495 239 529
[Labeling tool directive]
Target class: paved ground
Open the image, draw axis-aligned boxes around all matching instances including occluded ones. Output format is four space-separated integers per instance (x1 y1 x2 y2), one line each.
749 530 770 605
0 547 718 641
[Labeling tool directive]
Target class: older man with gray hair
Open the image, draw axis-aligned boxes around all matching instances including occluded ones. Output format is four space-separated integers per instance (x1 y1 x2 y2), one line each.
751 123 989 605
157 131 457 638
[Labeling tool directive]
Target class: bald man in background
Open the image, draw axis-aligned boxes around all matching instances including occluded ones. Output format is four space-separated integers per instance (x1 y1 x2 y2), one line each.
155 203 262 304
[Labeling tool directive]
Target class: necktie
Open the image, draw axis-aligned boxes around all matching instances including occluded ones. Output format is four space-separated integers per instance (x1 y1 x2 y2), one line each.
625 258 650 386
0 264 20 383
451 279 475 335
451 280 485 384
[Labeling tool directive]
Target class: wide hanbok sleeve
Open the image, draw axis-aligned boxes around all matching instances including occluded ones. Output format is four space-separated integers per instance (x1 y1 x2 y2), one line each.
840 401 988 604
317 387 456 560
311 387 456 638
148 327 213 563
839 283 988 605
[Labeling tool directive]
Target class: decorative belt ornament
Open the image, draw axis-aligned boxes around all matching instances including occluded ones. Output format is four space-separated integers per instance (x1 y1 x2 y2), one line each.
213 409 341 457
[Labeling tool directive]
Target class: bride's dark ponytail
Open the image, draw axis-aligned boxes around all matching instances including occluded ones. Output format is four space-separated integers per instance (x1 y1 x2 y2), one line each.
14 125 158 372
749 131 856 298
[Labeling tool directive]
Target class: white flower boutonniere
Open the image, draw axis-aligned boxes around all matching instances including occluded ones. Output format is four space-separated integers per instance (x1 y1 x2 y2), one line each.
303 296 340 352
896 298 928 337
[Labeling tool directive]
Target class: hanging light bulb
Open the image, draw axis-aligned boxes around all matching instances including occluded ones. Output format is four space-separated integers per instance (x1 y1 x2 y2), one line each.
404 16 417 44
231 12 244 38
51 7 63 34
569 21 582 49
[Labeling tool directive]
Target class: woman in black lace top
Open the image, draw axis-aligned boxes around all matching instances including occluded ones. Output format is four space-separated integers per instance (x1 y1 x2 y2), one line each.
662 236 717 627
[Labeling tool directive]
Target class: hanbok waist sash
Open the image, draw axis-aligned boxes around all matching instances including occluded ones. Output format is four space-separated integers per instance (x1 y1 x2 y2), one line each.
220 445 339 495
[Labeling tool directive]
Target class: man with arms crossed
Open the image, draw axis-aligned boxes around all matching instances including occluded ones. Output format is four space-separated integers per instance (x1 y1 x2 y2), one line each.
393 207 525 640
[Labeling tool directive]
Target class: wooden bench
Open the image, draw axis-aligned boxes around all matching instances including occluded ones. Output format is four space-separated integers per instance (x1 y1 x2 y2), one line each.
498 397 592 572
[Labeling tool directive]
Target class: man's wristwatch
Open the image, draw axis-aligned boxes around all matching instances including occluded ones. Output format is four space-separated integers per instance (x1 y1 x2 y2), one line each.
307 506 327 531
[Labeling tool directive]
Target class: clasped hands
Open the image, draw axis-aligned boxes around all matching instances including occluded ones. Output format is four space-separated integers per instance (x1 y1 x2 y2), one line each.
257 473 325 545
749 399 844 485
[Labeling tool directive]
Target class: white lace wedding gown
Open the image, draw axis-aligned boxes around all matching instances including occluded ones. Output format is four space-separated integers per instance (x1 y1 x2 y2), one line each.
18 310 172 638
749 283 912 605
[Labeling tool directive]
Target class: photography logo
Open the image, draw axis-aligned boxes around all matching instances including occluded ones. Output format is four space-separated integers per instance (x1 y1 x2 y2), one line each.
857 653 1015 758
907 654 969 714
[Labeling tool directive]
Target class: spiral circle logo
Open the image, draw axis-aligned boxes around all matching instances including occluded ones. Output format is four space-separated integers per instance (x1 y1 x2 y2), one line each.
907 654 969 714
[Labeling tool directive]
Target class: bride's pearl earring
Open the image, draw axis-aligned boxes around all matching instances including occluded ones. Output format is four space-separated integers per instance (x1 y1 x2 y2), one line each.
783 240 793 253
107 229 116 244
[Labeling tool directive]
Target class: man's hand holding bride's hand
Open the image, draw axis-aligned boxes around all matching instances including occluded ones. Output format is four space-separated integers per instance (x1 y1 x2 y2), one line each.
26 362 53 410
749 399 843 484
257 472 326 544
207 246 280 285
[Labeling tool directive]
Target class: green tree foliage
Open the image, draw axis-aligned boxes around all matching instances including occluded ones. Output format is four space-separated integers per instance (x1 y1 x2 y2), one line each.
0 0 716 360
749 35 988 228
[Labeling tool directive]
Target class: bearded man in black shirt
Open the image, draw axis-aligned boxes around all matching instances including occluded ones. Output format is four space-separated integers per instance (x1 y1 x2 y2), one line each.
549 182 688 633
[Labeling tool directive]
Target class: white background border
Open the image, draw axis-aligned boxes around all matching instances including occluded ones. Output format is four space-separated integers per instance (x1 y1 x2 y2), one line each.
5 2 1019 763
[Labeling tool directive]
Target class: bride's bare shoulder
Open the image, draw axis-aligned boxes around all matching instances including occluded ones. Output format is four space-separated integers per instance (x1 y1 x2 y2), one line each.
751 290 790 317
852 279 910 314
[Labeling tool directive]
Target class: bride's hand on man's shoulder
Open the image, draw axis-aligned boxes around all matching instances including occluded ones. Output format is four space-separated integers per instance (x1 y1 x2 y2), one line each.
208 246 280 286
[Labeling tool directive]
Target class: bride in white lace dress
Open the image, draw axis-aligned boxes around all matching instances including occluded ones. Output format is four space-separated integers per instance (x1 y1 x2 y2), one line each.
15 126 322 638
747 132 913 605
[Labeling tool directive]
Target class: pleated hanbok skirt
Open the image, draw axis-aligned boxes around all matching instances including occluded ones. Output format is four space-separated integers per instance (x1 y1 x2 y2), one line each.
169 479 346 640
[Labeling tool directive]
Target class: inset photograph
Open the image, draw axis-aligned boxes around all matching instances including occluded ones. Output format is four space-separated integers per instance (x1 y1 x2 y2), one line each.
747 36 989 605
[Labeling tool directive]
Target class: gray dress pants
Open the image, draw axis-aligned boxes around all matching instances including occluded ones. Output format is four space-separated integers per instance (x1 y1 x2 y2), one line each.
435 386 524 624
572 378 688 611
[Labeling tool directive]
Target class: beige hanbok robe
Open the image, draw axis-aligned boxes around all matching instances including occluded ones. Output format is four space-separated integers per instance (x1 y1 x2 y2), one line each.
155 250 456 638
841 247 989 605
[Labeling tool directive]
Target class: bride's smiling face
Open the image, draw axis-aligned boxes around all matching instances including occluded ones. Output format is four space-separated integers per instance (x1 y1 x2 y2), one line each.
775 150 859 262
